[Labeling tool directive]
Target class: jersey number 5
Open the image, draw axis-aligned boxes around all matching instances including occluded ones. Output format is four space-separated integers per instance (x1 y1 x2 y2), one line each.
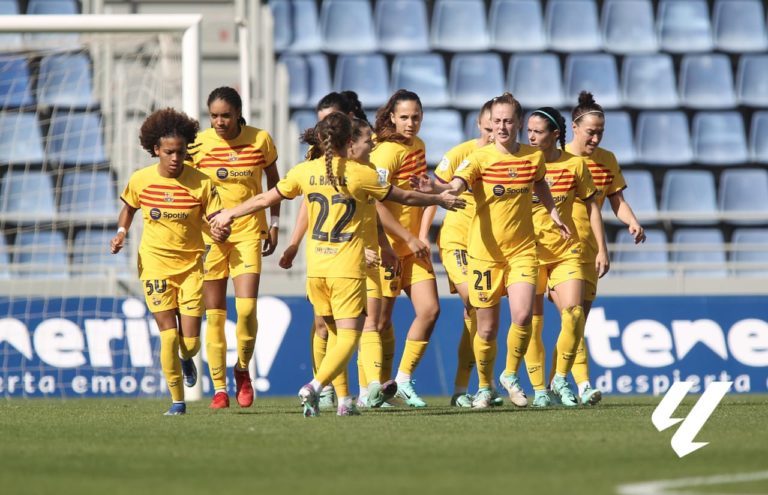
308 193 356 243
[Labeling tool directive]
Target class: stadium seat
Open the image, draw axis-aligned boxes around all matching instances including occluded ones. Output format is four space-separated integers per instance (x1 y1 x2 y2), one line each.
306 53 332 108
284 0 322 53
0 232 9 279
269 0 292 52
614 229 670 278
0 0 22 51
46 111 108 166
320 0 377 53
0 112 44 165
430 0 489 52
290 110 316 160
448 54 504 110
605 170 657 226
391 54 448 108
601 0 658 54
59 170 118 217
334 54 389 108
279 54 309 108
375 0 429 53
657 0 713 53
72 229 130 277
731 228 768 277
691 112 748 166
25 0 79 48
737 55 768 108
464 111 480 140
749 112 768 163
713 0 768 53
564 54 621 109
621 54 678 109
507 54 563 108
419 109 464 166
489 0 546 52
26 0 77 14
12 230 69 279
679 55 736 109
546 0 601 52
601 111 636 165
672 229 727 278
38 53 95 108
635 111 693 166
718 169 768 226
0 56 34 108
660 170 718 225
0 170 56 219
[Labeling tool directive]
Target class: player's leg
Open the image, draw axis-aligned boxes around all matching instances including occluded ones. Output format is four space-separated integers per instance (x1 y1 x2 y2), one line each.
361 280 396 408
377 261 402 383
314 314 337 410
177 267 204 391
574 298 600 405
203 241 231 408
548 269 585 407
442 248 476 407
525 267 550 407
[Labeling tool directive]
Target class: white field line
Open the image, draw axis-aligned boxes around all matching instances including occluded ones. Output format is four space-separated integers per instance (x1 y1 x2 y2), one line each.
617 470 768 495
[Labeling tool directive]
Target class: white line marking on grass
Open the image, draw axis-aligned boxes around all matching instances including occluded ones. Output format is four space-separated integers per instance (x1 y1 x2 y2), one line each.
617 470 768 495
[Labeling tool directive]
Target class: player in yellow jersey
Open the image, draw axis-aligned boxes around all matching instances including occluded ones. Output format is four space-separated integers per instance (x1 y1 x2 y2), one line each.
413 93 570 409
210 113 464 417
111 108 229 415
524 107 609 408
549 91 646 406
187 87 280 410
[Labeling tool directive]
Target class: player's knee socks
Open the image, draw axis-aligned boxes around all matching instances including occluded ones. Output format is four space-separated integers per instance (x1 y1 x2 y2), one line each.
380 323 396 381
315 329 360 387
360 331 383 385
454 311 476 391
205 309 227 391
357 350 367 390
473 333 497 389
556 306 584 376
571 340 591 386
524 315 546 391
504 322 532 375
548 347 558 387
235 297 257 369
179 336 200 360
311 322 328 375
397 339 428 378
160 329 183 402
331 367 349 398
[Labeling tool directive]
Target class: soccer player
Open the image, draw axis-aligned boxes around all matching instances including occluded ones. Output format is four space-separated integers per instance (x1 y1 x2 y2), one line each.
111 108 228 415
209 112 464 417
187 87 280 409
524 107 609 407
412 93 569 409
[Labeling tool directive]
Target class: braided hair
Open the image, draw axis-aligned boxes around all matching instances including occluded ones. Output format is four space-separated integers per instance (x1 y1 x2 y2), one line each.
304 112 352 192
531 107 567 150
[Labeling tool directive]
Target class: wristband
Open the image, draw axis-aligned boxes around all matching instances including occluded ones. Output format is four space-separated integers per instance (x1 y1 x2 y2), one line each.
117 226 127 235
270 215 279 229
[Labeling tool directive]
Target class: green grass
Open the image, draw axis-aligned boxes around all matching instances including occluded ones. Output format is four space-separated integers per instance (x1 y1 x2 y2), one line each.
1 395 766 495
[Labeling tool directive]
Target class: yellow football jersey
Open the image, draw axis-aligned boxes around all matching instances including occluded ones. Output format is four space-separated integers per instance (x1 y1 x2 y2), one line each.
359 161 380 252
532 151 596 265
565 146 627 263
434 138 478 251
370 138 427 257
276 157 392 279
188 126 278 243
454 143 546 263
121 164 223 279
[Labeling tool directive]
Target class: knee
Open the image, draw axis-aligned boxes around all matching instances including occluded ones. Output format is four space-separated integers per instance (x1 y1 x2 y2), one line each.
418 303 440 323
235 297 257 320
511 309 532 326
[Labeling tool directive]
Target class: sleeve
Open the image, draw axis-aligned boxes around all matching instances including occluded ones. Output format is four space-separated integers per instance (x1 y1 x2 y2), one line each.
452 153 481 188
434 147 460 184
187 134 204 166
203 180 223 219
533 153 547 182
370 142 400 186
261 131 278 167
274 165 303 199
120 174 141 208
576 160 597 201
605 152 627 196
359 166 393 202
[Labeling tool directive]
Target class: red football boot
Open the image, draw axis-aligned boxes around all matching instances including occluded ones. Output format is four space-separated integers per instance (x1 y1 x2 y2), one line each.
234 366 254 408
209 391 230 409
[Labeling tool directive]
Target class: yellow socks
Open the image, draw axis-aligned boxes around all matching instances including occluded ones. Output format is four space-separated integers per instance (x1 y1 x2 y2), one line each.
397 339 428 379
315 328 360 387
524 315 546 391
160 329 183 402
572 340 591 386
454 310 477 392
380 323 396 381
326 327 349 397
357 351 367 390
555 306 585 376
360 331 383 385
205 309 227 391
311 322 328 375
473 333 497 389
235 297 257 370
179 336 200 360
504 322 532 375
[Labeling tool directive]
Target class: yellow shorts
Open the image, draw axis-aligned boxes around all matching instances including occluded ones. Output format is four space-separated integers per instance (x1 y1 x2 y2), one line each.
142 263 204 317
380 254 435 298
536 259 584 295
365 265 382 300
468 255 537 308
203 237 262 280
307 277 367 320
440 248 469 294
581 262 598 302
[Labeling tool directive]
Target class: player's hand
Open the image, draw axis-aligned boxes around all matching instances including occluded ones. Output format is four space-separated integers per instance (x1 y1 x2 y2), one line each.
262 226 279 256
209 209 233 230
438 190 466 211
596 250 610 278
409 173 436 193
210 224 231 243
110 231 125 254
380 245 399 273
628 222 646 244
364 248 381 268
279 244 298 269
407 236 429 259
556 221 572 240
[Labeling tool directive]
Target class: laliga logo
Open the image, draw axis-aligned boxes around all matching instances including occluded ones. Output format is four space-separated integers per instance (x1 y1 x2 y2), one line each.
652 381 732 457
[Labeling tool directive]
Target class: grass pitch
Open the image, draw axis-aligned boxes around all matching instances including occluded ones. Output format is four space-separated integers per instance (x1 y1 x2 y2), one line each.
0 395 766 495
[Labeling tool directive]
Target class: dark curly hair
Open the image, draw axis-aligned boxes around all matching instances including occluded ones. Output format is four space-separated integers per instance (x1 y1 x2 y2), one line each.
139 108 199 157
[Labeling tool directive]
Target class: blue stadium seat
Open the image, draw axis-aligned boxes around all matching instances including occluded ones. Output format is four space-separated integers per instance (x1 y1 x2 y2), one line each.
391 54 448 108
749 112 768 163
660 170 718 225
449 54 504 110
718 169 768 226
38 54 95 108
731 229 768 277
0 0 22 51
375 0 429 53
26 0 77 14
291 110 316 160
430 0 489 52
546 0 601 52
614 229 670 278
737 55 768 108
464 111 480 140
12 231 69 279
601 0 658 54
692 112 748 166
306 53 331 108
672 229 727 278
0 233 9 279
73 230 130 277
46 111 108 166
320 0 377 53
419 109 464 166
611 170 657 225
489 0 546 52
334 54 389 108
284 0 322 53
0 170 56 219
621 54 678 109
59 170 118 217
0 112 44 165
269 0 292 51
601 111 636 165
279 54 308 108
713 0 767 53
635 111 693 166
657 0 713 53
679 55 736 109
564 54 621 109
507 54 563 108
0 56 34 108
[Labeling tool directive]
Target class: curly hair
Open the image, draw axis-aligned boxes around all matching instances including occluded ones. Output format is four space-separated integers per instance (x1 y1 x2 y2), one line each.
139 108 199 157
374 89 422 144
531 107 567 150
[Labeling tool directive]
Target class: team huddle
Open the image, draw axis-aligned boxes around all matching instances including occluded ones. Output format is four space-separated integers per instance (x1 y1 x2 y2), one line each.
111 86 646 417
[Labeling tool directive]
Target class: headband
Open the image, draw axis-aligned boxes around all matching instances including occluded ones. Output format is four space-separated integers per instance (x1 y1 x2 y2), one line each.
533 110 561 132
573 110 604 122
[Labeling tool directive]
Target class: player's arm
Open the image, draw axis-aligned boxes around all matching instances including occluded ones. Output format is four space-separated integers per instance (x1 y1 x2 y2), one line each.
419 205 437 245
386 185 465 210
262 161 281 256
586 197 610 278
375 200 429 259
211 188 283 230
608 191 646 244
279 200 308 270
376 212 399 272
533 179 571 239
111 203 137 254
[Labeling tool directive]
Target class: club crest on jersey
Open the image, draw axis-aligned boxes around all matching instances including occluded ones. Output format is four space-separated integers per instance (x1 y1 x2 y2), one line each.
216 167 228 180
545 177 554 187
151 296 162 306
508 169 518 178
163 192 174 203
149 208 161 220
492 184 505 197
228 152 238 162
478 292 489 303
